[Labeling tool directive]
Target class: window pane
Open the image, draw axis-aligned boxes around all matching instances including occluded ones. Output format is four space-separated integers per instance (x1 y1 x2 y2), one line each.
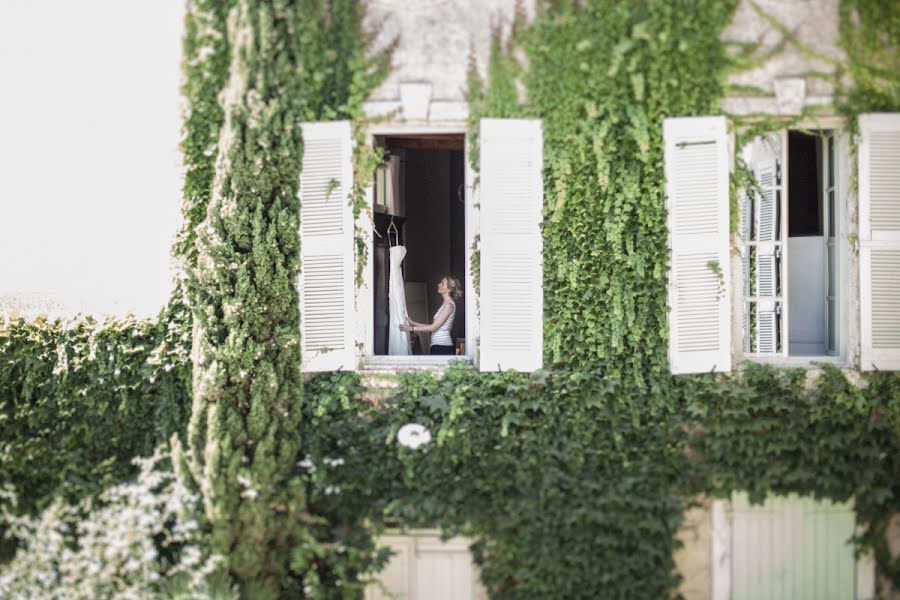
827 244 836 297
827 136 834 188
744 301 753 353
828 189 835 237
827 297 837 354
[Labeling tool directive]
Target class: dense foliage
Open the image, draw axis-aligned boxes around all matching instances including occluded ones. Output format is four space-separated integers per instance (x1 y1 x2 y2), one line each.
469 0 738 382
328 364 898 598
0 451 222 599
838 0 900 121
0 300 191 560
175 0 392 594
2 0 900 598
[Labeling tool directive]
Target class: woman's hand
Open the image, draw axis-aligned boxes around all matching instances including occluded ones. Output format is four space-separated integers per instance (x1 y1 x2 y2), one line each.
399 322 413 332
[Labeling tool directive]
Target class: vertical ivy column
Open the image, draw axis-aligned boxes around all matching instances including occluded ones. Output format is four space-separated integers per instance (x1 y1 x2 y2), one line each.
176 0 234 267
181 0 307 584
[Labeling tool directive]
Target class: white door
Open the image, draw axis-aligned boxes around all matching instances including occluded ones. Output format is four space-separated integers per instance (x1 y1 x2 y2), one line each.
726 493 865 600
365 531 488 600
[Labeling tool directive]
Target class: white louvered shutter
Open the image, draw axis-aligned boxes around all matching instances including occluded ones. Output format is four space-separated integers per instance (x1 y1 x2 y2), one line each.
478 118 543 372
664 116 732 374
859 113 900 370
754 159 780 354
299 121 356 372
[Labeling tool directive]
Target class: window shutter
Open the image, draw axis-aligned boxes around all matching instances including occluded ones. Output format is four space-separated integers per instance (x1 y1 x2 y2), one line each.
299 121 356 372
753 159 781 354
478 118 543 372
664 116 732 374
859 113 900 371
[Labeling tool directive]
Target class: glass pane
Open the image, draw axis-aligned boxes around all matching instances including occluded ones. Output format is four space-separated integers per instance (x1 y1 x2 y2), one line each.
748 246 758 297
828 189 835 237
827 298 837 354
743 246 751 297
744 301 753 353
827 244 835 297
742 192 754 241
776 301 783 354
775 245 783 298
827 136 834 188
375 165 386 207
774 188 782 242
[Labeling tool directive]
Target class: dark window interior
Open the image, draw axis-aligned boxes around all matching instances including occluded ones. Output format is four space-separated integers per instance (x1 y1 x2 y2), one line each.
373 135 466 355
787 130 822 237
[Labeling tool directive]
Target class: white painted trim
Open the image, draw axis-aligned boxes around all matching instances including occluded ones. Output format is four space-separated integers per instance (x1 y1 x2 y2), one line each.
779 129 790 357
711 499 731 600
464 130 479 365
856 525 876 600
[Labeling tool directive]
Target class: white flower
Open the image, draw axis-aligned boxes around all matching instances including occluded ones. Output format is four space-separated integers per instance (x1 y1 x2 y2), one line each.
323 457 344 467
397 423 432 450
297 456 316 473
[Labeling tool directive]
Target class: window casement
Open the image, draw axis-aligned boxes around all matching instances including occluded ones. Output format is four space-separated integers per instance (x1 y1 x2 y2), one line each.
664 112 900 375
297 118 545 373
738 129 842 359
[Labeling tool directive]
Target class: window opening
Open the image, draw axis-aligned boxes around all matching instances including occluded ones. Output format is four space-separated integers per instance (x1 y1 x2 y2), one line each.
371 134 467 357
742 130 838 358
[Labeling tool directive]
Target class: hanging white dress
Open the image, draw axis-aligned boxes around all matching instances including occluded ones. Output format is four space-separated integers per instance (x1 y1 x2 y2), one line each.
388 245 411 355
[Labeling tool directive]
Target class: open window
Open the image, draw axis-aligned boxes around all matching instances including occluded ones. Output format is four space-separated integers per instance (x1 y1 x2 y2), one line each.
298 119 544 373
740 129 841 359
366 121 544 372
370 134 468 359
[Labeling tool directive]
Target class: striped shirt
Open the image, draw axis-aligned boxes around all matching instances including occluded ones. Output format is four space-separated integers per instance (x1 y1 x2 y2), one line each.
430 300 456 347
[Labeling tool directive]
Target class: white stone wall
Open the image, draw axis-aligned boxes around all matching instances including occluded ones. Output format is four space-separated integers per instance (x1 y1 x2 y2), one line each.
722 0 845 116
363 0 532 123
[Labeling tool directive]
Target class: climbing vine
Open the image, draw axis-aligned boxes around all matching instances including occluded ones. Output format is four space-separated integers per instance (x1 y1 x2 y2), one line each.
2 0 900 598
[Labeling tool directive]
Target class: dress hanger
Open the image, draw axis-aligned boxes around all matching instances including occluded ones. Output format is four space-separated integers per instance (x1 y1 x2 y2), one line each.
387 215 398 247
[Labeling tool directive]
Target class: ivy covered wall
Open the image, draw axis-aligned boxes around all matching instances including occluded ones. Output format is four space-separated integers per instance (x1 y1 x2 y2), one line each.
1 0 899 598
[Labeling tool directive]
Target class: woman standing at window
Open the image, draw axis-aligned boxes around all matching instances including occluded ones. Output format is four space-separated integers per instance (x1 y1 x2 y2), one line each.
400 275 462 355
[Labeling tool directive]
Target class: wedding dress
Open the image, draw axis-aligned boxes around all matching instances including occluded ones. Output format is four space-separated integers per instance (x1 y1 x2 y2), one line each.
388 245 411 355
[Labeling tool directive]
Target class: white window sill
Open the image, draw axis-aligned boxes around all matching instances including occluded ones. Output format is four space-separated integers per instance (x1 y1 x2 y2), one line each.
362 355 473 373
738 354 847 370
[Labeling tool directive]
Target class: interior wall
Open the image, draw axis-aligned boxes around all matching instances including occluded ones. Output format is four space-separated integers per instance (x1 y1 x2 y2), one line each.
788 237 826 355
405 150 450 307
373 149 466 354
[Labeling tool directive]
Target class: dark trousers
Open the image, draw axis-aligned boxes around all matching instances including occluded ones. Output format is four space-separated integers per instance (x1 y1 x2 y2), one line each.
430 344 455 355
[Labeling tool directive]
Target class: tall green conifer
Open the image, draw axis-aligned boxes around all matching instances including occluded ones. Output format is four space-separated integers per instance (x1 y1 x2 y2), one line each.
180 0 308 584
